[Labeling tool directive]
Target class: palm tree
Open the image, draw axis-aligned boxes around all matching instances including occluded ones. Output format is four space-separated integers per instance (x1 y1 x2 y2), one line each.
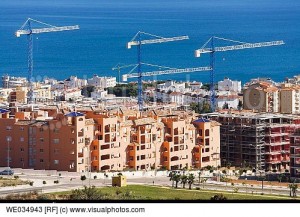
201 178 207 189
187 174 195 190
169 172 175 188
288 183 298 197
277 174 285 183
173 174 181 188
198 169 203 184
181 175 188 189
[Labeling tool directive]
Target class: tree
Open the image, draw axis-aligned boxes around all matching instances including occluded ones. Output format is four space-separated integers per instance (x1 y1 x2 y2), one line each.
201 178 207 189
198 170 203 184
81 175 87 185
173 174 181 188
288 183 298 197
277 174 285 183
180 175 188 189
222 102 229 109
210 194 227 200
187 174 195 190
169 172 176 188
238 100 243 110
70 186 107 200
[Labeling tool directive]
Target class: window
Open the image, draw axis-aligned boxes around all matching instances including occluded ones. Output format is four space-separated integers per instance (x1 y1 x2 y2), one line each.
205 129 209 137
20 137 24 142
54 128 59 133
40 149 44 153
40 159 44 163
20 148 24 152
6 126 12 131
54 160 59 165
71 128 75 134
53 139 59 144
40 138 44 142
54 149 59 154
20 127 24 131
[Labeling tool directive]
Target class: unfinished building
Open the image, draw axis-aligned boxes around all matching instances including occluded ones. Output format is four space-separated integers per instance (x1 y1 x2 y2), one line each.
203 111 300 172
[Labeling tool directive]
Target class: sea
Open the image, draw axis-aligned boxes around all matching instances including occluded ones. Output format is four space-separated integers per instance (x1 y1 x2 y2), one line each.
0 0 300 85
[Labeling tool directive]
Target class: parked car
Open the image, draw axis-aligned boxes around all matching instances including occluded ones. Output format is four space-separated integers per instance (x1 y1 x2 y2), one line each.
0 169 14 175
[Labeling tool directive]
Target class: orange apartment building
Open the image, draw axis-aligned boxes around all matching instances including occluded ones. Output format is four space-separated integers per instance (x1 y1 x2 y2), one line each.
0 106 221 172
0 108 94 172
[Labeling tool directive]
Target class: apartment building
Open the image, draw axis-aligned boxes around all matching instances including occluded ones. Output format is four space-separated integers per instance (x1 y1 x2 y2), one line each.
0 106 221 172
0 109 94 172
243 82 279 113
280 86 300 114
193 118 221 169
205 111 300 172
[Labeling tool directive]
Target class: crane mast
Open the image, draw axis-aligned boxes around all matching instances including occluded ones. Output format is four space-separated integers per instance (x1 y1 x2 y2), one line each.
195 36 285 112
15 18 79 103
126 31 189 111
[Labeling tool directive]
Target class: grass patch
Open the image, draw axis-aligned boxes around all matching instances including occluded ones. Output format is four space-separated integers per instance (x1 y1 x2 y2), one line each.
0 177 30 187
50 185 295 200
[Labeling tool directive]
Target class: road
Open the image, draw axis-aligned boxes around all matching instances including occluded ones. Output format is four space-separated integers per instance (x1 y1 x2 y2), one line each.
0 170 296 198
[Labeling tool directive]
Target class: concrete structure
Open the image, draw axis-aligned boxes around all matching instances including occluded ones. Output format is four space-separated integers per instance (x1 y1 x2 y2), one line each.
112 175 127 187
204 111 300 172
290 130 300 180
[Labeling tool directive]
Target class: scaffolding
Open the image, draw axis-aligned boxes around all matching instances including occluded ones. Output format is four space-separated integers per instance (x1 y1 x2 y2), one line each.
205 112 300 171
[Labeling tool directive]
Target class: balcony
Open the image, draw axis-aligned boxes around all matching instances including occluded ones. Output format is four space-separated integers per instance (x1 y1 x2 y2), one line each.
85 138 90 146
129 149 136 157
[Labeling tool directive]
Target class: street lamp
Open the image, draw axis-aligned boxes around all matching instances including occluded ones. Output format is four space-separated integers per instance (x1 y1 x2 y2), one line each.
6 136 12 168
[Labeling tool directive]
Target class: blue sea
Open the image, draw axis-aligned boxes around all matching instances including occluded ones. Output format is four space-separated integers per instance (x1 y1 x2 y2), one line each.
0 0 300 84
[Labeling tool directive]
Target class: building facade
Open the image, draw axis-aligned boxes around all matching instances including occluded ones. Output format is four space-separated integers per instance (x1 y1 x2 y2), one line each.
0 107 221 172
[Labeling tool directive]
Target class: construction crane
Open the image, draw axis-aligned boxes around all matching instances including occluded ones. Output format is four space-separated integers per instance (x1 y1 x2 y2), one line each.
15 18 79 103
126 31 189 111
195 36 285 112
112 63 138 84
121 63 211 81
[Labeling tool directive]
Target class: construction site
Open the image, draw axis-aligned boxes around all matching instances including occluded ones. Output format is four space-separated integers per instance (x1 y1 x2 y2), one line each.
203 110 300 172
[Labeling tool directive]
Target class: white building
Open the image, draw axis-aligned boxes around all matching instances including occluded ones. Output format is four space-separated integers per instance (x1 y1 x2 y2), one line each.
91 89 108 99
188 81 203 91
216 95 240 109
157 80 186 93
88 75 116 88
64 76 87 89
0 88 13 102
2 75 27 88
218 77 241 92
